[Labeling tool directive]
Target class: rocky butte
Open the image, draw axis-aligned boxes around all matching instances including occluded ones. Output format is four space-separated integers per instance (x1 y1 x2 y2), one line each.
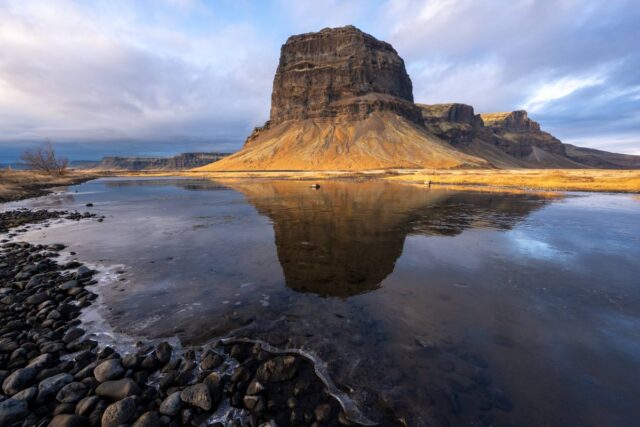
199 26 640 171
200 26 486 171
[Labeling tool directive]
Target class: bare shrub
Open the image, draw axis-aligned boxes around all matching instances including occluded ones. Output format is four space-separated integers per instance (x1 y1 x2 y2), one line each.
20 142 68 175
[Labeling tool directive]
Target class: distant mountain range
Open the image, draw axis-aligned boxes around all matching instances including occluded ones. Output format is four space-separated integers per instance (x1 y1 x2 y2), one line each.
75 152 230 171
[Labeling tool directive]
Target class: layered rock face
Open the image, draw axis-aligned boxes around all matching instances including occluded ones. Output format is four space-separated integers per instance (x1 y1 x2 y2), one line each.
418 103 481 147
269 26 422 126
419 105 584 168
480 111 541 132
420 103 478 126
480 110 567 158
201 26 484 171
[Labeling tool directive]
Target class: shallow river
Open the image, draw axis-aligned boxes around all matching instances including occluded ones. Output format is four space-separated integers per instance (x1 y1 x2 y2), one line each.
5 177 640 426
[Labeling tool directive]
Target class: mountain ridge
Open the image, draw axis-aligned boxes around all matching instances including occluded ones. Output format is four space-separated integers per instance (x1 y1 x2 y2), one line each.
91 152 229 171
419 103 640 169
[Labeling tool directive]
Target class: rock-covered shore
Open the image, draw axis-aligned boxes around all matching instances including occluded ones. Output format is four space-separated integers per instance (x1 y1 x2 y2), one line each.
0 210 360 426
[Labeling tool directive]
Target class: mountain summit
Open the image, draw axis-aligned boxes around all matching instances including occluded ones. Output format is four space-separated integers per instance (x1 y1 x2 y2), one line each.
200 26 486 170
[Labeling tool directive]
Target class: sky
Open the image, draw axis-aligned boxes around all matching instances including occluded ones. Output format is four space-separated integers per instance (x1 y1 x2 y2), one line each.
0 0 639 162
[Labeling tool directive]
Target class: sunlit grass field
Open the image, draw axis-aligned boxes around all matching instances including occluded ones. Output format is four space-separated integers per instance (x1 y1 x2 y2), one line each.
123 168 640 193
386 169 640 193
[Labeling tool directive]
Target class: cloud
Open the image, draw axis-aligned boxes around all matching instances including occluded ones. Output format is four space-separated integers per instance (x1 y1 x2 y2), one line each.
276 0 377 32
0 0 638 157
522 75 605 112
382 0 640 149
0 0 277 145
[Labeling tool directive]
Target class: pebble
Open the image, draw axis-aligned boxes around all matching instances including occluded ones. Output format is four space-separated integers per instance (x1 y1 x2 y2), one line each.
48 414 90 427
56 381 88 403
2 366 37 395
93 359 125 382
37 373 73 402
95 378 141 400
159 391 182 416
101 396 138 427
256 355 298 382
132 410 160 427
180 383 213 411
62 328 85 344
12 386 37 402
27 353 54 369
156 341 173 365
200 352 223 370
74 396 100 417
0 398 27 425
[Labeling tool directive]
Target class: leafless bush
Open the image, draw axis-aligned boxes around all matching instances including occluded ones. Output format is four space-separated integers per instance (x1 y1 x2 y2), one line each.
20 142 68 175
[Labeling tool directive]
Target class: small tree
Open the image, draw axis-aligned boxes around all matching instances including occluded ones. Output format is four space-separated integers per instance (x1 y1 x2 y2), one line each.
21 141 68 175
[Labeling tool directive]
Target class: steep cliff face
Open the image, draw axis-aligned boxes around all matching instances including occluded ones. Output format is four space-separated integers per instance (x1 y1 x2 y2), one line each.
418 103 481 147
419 105 586 168
95 153 229 171
420 103 478 125
269 25 422 126
481 111 540 132
200 26 485 171
480 110 567 158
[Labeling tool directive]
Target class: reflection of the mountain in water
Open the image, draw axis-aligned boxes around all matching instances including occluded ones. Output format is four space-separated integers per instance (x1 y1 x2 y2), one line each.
227 181 554 297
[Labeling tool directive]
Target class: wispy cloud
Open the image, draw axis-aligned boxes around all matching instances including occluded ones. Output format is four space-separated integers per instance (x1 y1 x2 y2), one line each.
382 0 640 150
522 75 605 112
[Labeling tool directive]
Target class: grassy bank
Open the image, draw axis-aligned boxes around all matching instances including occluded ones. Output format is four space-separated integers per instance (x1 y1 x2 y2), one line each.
55 168 640 194
0 169 99 202
385 169 640 193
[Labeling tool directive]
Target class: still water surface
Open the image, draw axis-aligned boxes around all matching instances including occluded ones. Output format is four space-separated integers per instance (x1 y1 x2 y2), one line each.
6 178 640 426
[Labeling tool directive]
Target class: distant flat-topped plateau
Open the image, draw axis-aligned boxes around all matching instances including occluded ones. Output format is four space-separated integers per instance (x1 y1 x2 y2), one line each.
87 152 229 171
198 26 640 171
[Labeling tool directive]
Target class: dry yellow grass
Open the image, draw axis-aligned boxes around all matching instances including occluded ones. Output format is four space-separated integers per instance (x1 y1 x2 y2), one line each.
99 168 640 193
386 169 640 193
0 169 99 202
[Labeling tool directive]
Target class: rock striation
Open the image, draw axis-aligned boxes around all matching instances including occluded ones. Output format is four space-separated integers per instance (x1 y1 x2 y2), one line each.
269 25 422 126
200 26 485 171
